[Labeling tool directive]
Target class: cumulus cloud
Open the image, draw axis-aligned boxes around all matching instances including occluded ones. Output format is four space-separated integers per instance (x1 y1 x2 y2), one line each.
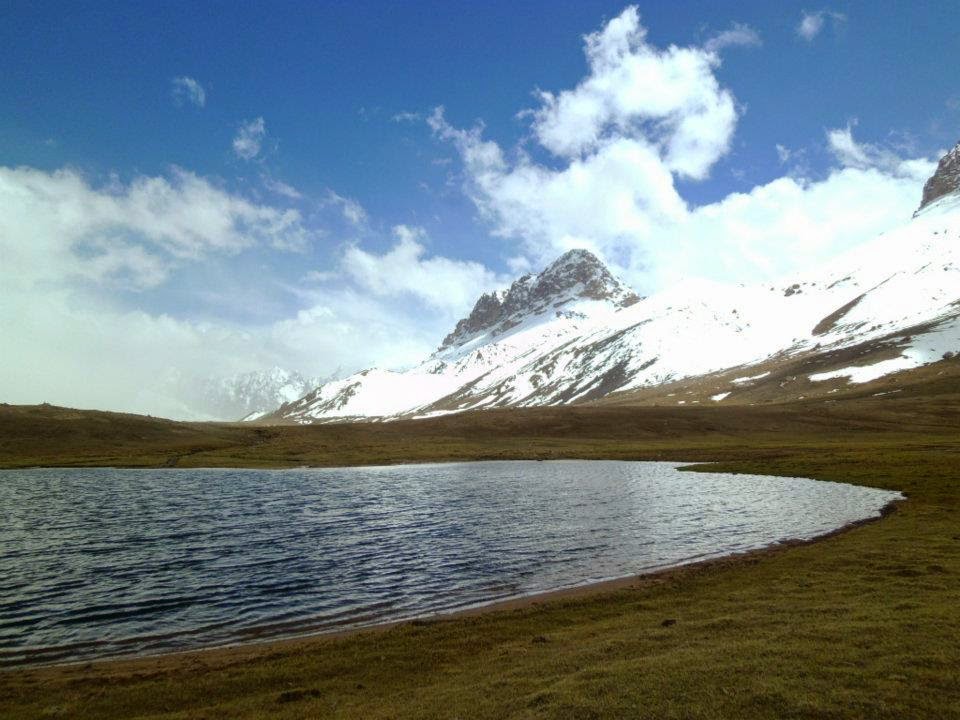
797 10 845 41
429 7 935 292
267 289 442 372
520 6 737 179
0 166 309 294
431 105 685 267
341 225 503 313
171 76 206 107
0 170 449 418
233 117 266 160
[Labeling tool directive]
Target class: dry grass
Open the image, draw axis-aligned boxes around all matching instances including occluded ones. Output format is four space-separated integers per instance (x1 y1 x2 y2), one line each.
1 383 959 718
2 367 958 470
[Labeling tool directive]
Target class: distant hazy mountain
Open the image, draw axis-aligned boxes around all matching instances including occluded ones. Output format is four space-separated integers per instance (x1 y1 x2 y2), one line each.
266 143 960 424
201 367 327 421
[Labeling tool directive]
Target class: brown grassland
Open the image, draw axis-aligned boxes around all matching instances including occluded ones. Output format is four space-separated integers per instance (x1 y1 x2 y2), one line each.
0 363 958 718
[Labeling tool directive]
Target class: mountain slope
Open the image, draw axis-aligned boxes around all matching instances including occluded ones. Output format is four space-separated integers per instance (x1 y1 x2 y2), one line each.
266 159 960 425
268 249 644 422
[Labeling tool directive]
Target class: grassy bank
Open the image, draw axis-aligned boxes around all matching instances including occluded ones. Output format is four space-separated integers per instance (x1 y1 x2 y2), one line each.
1 395 959 718
2 378 958 470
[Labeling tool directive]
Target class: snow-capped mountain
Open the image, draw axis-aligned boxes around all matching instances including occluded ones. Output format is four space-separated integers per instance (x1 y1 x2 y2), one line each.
439 249 640 351
266 144 960 424
202 367 327 421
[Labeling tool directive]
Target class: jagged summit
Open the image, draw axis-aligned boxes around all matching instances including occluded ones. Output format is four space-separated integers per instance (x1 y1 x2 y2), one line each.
439 249 640 350
535 249 641 306
918 140 960 212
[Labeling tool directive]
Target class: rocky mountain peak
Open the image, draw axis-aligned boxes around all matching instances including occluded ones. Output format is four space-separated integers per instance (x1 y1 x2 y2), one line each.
439 248 640 351
918 140 960 212
536 248 638 304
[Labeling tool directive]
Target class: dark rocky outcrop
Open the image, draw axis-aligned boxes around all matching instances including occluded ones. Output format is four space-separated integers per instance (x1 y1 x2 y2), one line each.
918 140 960 212
439 249 641 350
441 292 505 349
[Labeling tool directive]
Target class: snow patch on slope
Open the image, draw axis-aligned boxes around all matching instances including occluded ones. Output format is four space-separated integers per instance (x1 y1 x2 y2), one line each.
732 372 770 384
810 316 960 384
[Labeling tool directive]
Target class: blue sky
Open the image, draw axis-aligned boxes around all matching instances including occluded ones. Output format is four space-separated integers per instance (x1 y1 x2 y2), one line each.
1 1 957 416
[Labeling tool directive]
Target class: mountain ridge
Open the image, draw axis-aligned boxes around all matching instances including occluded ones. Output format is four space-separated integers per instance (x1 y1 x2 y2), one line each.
262 151 960 425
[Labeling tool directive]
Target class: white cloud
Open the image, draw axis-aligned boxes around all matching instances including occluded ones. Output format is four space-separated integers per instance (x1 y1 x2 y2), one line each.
776 143 793 164
704 23 761 53
233 117 266 160
324 190 368 226
0 165 449 418
520 6 737 179
660 163 933 286
826 123 926 177
797 11 825 40
262 175 303 200
826 124 871 167
171 76 206 107
797 10 846 42
431 104 686 269
429 9 936 293
269 288 444 372
0 165 310 293
392 111 421 123
0 281 440 420
341 225 503 313
0 163 494 418
437 114 933 291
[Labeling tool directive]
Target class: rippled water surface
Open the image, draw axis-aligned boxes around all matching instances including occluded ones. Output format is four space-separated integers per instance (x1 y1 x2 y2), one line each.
0 461 900 666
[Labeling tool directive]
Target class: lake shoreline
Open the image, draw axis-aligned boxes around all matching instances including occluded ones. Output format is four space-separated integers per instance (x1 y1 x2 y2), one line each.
6 492 903 673
2 401 956 719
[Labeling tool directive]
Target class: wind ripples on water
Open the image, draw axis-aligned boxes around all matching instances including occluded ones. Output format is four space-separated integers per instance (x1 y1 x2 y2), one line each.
0 461 900 666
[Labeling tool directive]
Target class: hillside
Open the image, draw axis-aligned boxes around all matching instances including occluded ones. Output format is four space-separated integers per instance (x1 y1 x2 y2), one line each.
3 353 958 470
265 146 960 425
